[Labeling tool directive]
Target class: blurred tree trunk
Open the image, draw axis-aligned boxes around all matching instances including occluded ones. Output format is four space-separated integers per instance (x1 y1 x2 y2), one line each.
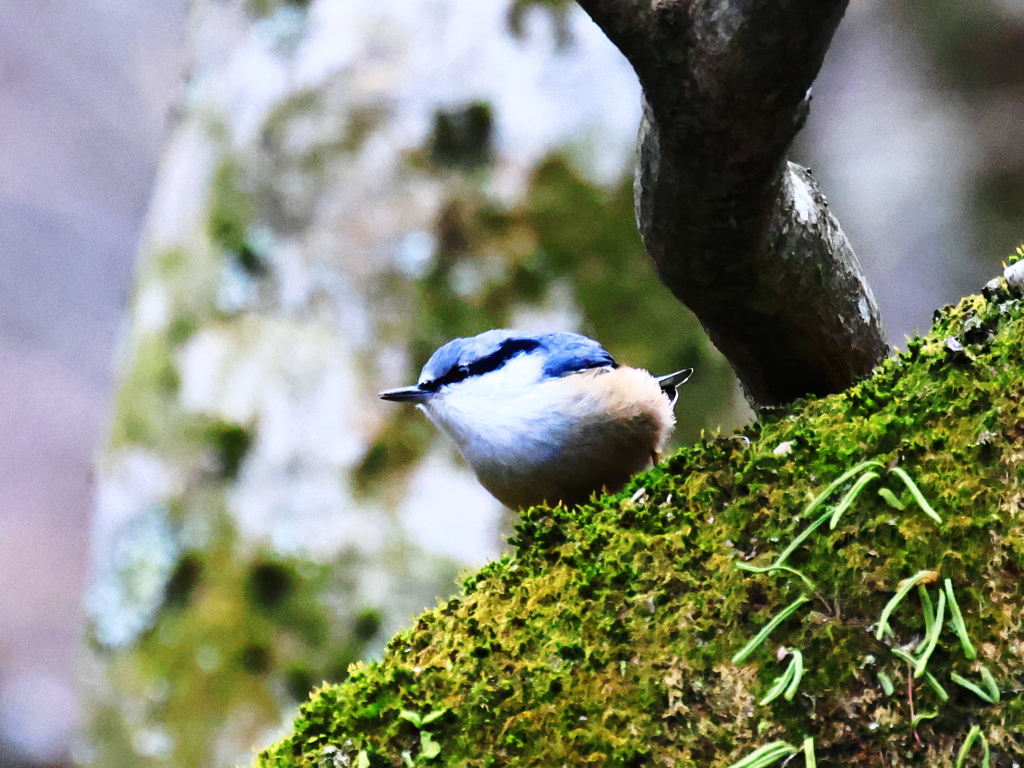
80 2 739 766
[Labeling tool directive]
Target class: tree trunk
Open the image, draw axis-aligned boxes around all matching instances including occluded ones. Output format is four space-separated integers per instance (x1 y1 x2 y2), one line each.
80 2 741 766
580 0 892 407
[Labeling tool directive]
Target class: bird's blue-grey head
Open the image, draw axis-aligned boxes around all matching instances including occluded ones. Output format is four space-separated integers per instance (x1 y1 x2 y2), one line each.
378 330 617 402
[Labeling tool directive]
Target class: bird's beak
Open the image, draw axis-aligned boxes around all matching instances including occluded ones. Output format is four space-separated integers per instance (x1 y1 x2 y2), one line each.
379 385 430 402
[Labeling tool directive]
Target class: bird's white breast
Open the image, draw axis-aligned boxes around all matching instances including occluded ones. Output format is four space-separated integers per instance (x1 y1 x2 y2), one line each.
420 358 675 509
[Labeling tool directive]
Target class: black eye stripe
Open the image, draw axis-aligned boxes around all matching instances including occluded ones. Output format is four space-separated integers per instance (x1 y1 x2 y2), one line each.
422 338 541 391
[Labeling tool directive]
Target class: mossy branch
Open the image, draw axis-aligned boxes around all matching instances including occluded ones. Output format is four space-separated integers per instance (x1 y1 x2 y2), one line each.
259 281 1024 768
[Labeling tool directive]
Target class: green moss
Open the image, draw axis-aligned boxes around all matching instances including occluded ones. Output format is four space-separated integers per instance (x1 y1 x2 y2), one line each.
352 411 434 497
429 103 494 169
163 553 204 610
208 160 253 253
247 0 310 18
109 333 182 447
208 159 266 275
246 558 298 611
340 106 389 155
507 0 572 46
204 420 254 480
87 519 381 767
258 279 1024 767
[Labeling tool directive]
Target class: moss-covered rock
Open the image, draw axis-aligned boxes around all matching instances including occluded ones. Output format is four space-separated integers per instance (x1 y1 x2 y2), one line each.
257 279 1024 768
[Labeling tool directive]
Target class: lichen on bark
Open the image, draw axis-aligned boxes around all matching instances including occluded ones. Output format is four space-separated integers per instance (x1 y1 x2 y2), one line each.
257 277 1024 767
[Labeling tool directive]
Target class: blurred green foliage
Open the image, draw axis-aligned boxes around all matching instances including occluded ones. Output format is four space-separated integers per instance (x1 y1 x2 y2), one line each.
430 103 495 169
507 0 573 45
903 0 1024 272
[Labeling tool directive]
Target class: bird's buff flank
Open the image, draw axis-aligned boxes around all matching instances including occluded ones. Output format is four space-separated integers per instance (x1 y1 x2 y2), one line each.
380 330 692 510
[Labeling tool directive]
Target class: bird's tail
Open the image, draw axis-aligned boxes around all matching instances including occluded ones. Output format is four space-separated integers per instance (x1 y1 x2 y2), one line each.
656 368 694 407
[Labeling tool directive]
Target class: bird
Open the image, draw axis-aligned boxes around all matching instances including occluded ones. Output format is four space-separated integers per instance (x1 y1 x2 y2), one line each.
379 329 693 510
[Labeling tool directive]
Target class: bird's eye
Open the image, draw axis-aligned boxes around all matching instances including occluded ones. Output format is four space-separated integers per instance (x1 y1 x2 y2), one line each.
447 365 471 383
422 364 470 392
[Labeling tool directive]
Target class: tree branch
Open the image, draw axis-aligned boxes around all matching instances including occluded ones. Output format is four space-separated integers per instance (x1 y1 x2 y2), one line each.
577 0 891 407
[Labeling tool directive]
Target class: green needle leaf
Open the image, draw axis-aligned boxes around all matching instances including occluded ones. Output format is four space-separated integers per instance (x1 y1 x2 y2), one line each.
758 650 805 706
955 725 989 768
913 589 945 677
876 571 938 640
420 708 448 726
979 665 1000 703
784 650 804 701
890 648 949 700
759 661 795 706
877 486 905 509
420 731 442 759
735 562 816 591
888 467 943 523
733 596 811 664
829 471 880 529
399 710 423 727
925 670 949 702
726 741 800 768
912 710 938 727
918 584 935 635
890 648 915 665
802 738 816 768
944 579 978 660
772 511 832 569
877 670 895 696
771 461 885 570
951 672 996 703
803 460 885 519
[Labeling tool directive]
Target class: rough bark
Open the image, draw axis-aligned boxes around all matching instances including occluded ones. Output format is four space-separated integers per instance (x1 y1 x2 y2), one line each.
577 0 892 407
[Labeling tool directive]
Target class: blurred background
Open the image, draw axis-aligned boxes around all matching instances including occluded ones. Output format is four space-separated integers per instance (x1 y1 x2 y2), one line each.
0 0 1020 765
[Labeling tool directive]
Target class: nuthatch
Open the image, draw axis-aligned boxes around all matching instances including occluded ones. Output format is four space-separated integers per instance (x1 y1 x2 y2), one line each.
380 330 692 510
